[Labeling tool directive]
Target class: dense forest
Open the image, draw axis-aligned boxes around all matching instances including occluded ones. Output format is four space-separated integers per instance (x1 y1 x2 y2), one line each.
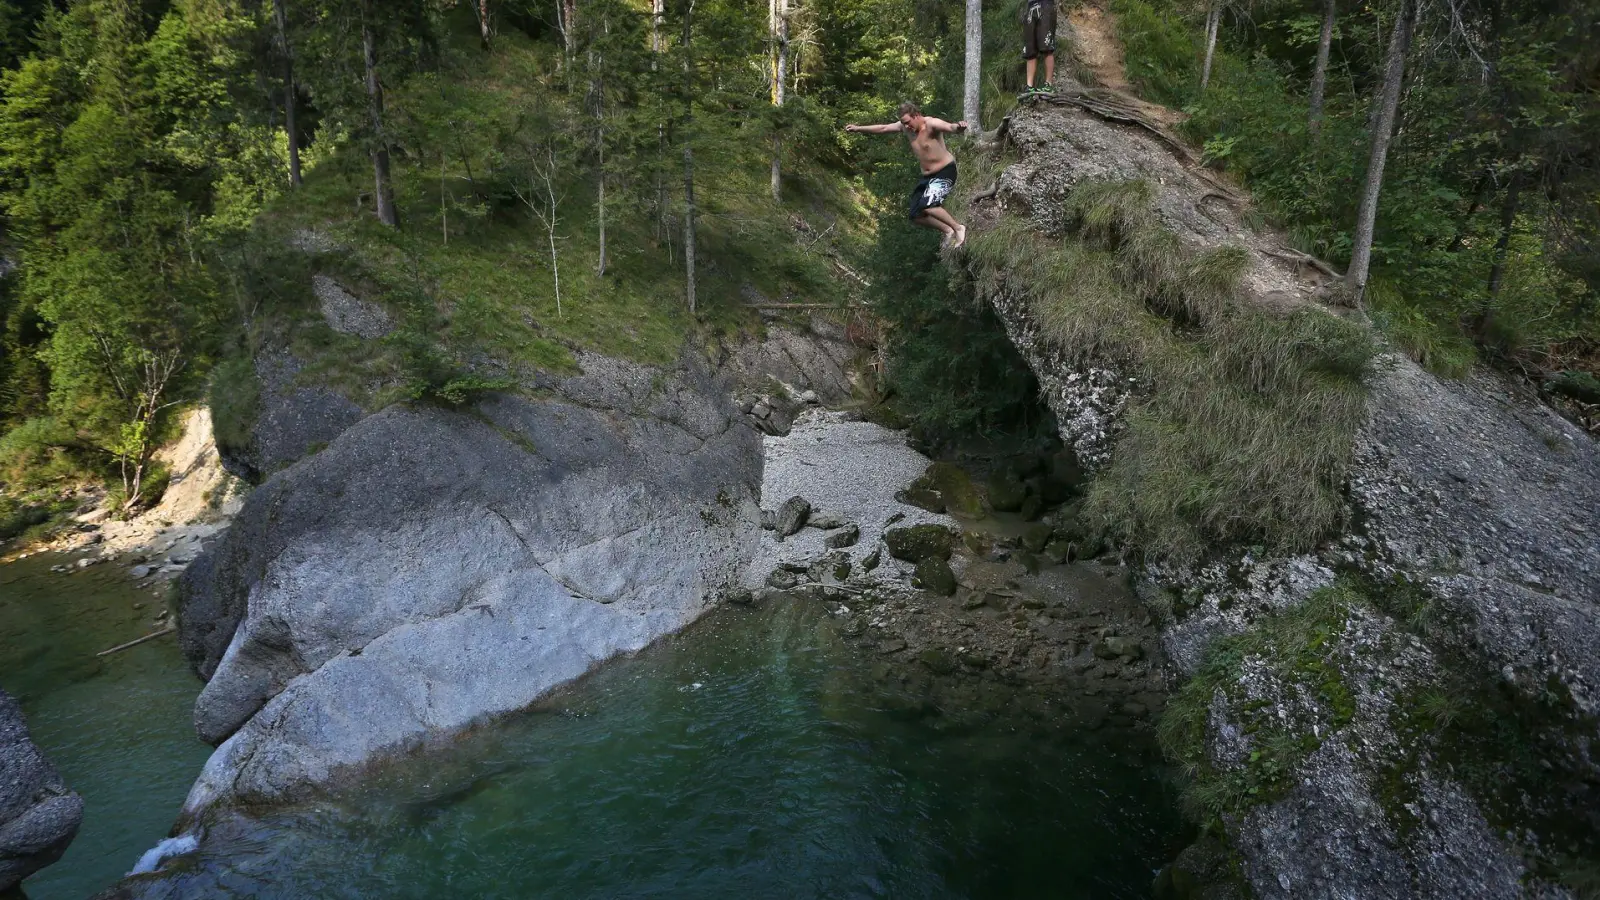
0 0 1595 539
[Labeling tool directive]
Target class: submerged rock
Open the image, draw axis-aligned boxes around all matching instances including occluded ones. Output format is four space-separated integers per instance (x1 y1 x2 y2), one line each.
0 689 83 892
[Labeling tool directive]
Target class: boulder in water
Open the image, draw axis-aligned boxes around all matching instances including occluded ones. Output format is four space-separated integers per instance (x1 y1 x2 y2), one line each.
0 689 83 892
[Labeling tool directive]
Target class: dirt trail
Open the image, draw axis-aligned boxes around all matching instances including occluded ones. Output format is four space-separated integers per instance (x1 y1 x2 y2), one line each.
1067 3 1129 91
1063 3 1186 127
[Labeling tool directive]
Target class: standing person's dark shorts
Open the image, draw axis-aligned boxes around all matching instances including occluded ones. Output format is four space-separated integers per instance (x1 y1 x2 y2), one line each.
908 161 958 221
1022 0 1056 60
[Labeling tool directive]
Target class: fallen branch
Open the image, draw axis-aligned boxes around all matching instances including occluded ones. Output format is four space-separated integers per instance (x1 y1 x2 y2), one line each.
972 180 1001 203
96 625 176 657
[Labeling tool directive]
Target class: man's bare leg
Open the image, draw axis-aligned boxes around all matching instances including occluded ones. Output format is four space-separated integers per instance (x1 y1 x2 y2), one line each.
913 213 954 243
1026 57 1038 88
923 207 966 248
1044 53 1055 85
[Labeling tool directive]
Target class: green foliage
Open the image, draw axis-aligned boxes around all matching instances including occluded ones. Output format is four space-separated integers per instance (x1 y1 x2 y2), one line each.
866 214 1044 439
1112 0 1600 378
968 181 1377 560
208 356 260 454
1109 0 1195 106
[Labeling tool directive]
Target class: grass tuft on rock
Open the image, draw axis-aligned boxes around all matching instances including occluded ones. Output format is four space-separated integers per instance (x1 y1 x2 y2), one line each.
968 180 1379 560
1156 582 1360 823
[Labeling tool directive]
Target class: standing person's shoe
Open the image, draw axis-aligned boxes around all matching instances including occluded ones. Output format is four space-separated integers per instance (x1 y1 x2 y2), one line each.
1037 82 1055 95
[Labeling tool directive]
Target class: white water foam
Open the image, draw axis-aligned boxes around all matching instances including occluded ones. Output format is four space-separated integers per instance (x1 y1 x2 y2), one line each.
127 833 199 876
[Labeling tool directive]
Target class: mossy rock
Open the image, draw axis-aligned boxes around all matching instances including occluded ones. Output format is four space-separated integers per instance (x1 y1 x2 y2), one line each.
885 524 955 562
1042 449 1085 505
987 472 1028 513
913 557 959 596
912 462 987 519
897 486 947 514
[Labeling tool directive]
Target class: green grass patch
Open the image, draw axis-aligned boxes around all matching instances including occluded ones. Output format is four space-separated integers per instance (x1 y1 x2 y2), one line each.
228 23 869 406
967 179 1378 560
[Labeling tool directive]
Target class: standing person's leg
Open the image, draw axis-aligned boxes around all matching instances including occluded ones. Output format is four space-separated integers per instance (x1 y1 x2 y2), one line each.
1022 2 1039 88
1040 2 1057 89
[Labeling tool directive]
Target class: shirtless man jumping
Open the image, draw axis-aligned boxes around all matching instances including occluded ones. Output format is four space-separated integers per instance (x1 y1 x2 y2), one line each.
846 102 969 248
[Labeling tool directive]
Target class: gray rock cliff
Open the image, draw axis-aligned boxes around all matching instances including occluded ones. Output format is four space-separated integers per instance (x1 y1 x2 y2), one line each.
978 91 1600 899
0 689 83 892
177 357 760 816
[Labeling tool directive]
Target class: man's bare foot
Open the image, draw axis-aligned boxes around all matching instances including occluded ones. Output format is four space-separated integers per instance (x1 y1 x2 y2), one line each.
951 224 967 248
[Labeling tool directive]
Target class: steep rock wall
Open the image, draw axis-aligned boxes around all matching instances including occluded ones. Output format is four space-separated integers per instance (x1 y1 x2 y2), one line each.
972 88 1599 898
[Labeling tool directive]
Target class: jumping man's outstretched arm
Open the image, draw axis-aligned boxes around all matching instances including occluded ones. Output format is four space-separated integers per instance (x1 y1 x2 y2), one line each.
844 122 904 134
924 117 969 134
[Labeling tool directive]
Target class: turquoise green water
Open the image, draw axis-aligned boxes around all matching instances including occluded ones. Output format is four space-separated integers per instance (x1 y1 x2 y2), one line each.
5 555 1186 899
0 552 211 900
131 602 1186 899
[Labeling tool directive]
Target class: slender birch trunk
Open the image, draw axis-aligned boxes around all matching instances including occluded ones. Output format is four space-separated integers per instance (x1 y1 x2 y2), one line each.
1308 0 1335 135
475 0 492 49
770 0 788 201
1347 0 1414 301
962 0 981 133
1201 4 1220 92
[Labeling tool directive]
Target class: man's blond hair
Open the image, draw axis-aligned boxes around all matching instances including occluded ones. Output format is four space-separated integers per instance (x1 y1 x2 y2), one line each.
897 101 921 118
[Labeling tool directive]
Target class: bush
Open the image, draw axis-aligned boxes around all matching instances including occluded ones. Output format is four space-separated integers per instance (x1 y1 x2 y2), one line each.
868 215 1047 439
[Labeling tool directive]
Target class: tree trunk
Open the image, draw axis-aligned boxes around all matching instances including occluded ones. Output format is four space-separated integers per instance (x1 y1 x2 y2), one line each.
682 0 697 315
1201 4 1220 92
593 37 607 276
652 0 665 237
361 4 397 227
563 0 577 59
1307 0 1334 134
272 0 301 187
1346 0 1412 302
1486 176 1522 300
475 0 492 49
770 0 788 202
962 0 982 133
1446 170 1491 253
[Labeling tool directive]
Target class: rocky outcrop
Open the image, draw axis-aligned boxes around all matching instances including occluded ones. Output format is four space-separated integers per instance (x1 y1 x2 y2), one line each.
221 347 366 482
176 356 760 816
0 689 83 892
975 88 1600 898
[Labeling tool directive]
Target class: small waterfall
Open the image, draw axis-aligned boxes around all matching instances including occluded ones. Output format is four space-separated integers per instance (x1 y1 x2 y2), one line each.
127 833 198 875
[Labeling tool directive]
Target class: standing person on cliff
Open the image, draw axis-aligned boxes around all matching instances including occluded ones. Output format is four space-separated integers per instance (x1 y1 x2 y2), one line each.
1021 0 1056 96
845 102 970 248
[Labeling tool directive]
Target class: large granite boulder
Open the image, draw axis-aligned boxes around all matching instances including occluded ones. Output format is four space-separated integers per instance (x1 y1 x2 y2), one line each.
176 358 761 817
0 690 82 892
